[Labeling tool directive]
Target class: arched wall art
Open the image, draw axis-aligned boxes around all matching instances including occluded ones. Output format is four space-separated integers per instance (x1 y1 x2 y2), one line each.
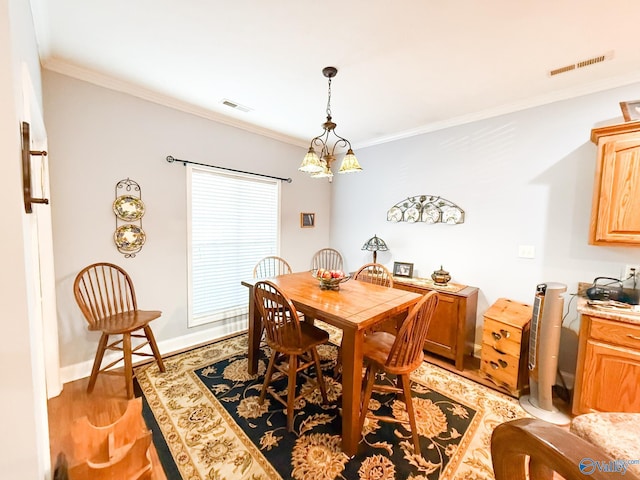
387 195 465 224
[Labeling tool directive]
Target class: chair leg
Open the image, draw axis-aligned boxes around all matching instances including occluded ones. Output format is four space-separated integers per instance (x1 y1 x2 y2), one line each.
259 351 278 404
88 333 109 393
310 347 328 404
123 332 134 399
400 374 420 455
143 325 165 372
286 354 298 432
358 363 378 439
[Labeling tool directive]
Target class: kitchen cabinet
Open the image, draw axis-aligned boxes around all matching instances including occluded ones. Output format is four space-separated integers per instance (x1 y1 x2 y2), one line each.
590 121 640 245
572 313 640 415
393 277 478 370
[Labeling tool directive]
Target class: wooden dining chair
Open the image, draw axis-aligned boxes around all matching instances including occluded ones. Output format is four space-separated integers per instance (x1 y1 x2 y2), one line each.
353 262 394 288
358 291 439 455
254 280 330 431
333 262 395 377
73 262 165 399
253 255 293 279
311 248 344 271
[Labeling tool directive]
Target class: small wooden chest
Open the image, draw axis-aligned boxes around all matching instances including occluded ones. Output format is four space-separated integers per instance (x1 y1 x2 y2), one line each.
480 298 532 396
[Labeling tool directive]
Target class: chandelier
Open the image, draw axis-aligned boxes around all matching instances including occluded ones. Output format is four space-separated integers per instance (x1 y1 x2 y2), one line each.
298 66 362 180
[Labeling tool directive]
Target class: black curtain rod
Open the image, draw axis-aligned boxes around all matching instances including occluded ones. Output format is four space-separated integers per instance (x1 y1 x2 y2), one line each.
166 155 292 183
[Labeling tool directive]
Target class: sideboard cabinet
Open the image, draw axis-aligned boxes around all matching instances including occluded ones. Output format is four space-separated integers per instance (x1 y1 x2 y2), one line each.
590 121 640 245
572 314 640 415
393 277 478 370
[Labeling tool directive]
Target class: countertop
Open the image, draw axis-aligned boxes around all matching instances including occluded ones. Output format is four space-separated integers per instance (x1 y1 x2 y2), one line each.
576 296 640 326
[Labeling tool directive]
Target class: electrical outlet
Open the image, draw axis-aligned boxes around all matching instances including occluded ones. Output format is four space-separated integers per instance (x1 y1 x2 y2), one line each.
624 265 640 280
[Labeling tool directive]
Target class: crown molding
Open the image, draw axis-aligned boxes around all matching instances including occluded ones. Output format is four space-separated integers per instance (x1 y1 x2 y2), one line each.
41 58 640 151
356 72 640 149
41 58 308 148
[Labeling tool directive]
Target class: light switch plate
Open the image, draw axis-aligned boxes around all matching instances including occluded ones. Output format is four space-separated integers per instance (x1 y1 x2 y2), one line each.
518 245 535 259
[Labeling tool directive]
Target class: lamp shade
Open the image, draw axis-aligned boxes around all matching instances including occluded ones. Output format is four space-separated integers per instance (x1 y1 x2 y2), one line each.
299 148 323 173
361 235 388 263
338 149 362 174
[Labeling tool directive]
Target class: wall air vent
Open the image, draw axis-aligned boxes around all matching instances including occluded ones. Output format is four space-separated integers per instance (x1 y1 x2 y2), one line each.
549 51 614 77
221 99 252 112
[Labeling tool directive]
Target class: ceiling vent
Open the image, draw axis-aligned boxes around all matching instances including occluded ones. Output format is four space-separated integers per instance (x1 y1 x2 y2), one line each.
549 51 614 77
221 99 252 113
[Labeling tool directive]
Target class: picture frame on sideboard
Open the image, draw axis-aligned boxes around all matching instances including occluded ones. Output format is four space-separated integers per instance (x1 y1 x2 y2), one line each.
393 261 414 278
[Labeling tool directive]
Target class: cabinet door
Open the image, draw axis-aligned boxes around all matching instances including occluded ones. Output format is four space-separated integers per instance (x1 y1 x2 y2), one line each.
575 339 640 414
591 135 640 244
424 294 458 359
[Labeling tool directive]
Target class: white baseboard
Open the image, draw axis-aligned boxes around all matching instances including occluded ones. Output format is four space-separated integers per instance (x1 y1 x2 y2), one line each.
59 317 248 385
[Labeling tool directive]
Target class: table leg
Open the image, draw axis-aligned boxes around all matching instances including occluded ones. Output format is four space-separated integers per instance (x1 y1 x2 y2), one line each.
340 326 364 457
247 286 260 375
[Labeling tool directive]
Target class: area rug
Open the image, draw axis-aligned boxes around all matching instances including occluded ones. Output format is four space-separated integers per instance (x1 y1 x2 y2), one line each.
135 332 529 480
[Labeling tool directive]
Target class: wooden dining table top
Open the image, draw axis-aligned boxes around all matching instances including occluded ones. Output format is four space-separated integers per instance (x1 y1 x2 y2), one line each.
241 271 421 330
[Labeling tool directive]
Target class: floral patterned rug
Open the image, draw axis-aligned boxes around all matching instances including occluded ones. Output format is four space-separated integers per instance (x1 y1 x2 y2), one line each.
135 332 529 480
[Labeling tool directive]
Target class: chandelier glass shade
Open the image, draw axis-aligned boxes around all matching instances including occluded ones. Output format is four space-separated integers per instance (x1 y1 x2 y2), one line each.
299 66 362 180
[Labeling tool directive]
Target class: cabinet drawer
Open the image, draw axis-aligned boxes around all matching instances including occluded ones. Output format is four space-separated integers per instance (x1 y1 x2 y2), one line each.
589 316 640 350
480 345 519 388
482 318 523 357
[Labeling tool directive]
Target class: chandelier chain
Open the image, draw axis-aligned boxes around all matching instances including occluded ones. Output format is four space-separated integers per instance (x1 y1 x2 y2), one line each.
326 77 332 119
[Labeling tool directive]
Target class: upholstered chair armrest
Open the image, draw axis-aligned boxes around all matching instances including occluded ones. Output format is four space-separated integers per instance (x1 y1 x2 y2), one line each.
491 418 640 480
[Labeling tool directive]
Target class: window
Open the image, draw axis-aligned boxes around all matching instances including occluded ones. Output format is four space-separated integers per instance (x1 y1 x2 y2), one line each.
188 165 280 327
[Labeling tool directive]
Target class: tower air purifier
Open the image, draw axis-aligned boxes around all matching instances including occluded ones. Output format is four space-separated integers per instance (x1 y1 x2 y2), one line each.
519 282 570 425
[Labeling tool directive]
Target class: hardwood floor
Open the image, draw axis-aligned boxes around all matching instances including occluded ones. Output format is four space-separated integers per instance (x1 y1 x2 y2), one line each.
47 370 167 479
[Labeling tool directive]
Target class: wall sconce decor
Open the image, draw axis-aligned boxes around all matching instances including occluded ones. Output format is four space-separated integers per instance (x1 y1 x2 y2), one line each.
361 234 389 263
387 195 465 224
113 178 145 257
21 121 49 214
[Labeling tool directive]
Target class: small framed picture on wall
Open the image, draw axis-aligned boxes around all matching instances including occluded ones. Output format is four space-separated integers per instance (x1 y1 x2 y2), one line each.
620 100 640 122
301 212 315 228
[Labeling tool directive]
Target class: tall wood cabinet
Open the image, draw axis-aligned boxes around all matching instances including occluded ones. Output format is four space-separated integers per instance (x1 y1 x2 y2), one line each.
590 121 640 245
393 277 478 370
572 313 640 415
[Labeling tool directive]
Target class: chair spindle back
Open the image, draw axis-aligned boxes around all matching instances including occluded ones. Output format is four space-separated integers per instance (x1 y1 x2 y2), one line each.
311 248 344 271
254 280 302 350
74 263 138 327
386 291 438 368
253 256 292 279
353 263 394 288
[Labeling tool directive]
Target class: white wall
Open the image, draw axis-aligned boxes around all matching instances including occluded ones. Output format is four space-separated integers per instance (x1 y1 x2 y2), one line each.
331 82 640 377
1 0 51 477
43 71 332 378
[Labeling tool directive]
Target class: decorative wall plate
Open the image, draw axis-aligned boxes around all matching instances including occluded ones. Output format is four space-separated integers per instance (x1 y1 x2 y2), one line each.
114 224 146 252
387 195 465 224
113 195 145 221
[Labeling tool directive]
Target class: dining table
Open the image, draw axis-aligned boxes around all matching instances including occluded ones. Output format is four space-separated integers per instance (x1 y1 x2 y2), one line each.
241 271 422 456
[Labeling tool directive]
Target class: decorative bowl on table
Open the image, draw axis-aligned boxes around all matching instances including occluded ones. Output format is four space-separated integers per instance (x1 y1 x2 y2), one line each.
312 269 350 291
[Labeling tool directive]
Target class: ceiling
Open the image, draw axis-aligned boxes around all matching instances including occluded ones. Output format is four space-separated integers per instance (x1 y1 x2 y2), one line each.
31 0 640 149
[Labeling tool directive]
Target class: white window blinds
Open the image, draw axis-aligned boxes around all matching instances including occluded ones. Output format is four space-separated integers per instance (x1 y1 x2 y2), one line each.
188 165 280 327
